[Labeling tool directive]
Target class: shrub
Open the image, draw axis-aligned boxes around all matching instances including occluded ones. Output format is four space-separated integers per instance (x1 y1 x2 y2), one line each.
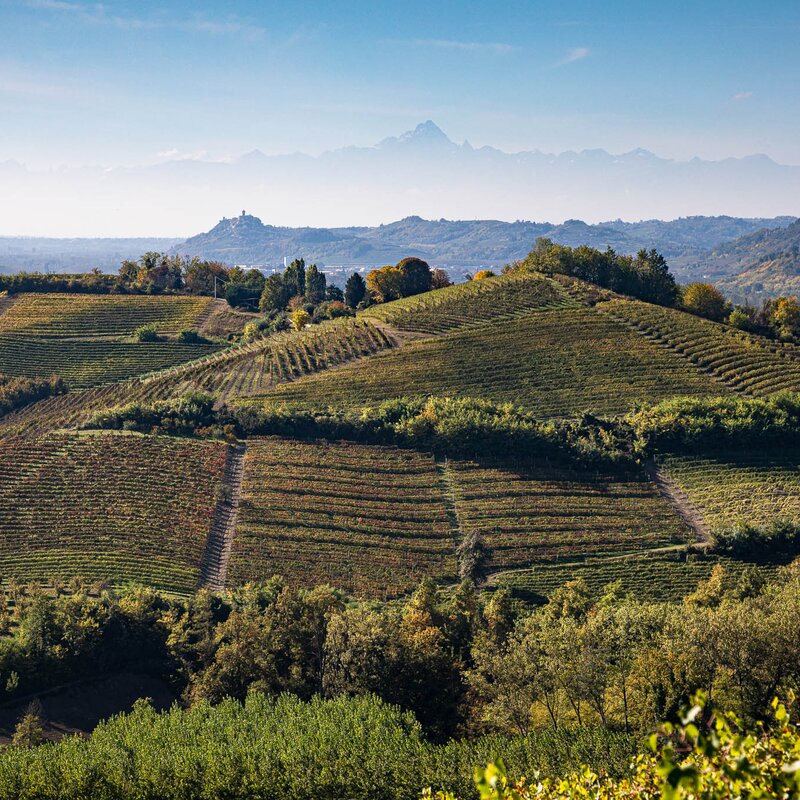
712 519 800 560
292 309 311 330
627 392 800 454
176 329 209 344
133 323 161 342
472 270 496 281
682 282 728 321
0 374 66 418
427 694 800 800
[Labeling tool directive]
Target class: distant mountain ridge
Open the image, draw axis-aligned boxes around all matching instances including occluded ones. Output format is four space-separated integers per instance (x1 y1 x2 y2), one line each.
174 212 797 282
2 120 799 237
711 219 800 301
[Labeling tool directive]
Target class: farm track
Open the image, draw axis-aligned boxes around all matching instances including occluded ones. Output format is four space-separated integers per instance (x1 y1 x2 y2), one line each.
200 442 246 591
644 459 711 545
0 295 17 318
435 458 466 553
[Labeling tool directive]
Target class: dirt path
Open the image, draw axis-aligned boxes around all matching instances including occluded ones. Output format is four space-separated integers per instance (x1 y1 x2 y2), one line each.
200 442 246 590
644 458 712 545
0 293 17 319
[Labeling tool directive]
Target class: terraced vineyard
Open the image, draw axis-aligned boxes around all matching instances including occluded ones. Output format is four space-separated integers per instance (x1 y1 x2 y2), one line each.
447 458 690 571
0 318 394 436
0 293 221 388
0 431 227 593
662 452 800 530
227 437 457 598
600 298 800 395
0 293 212 337
261 306 724 417
490 552 776 603
361 272 577 334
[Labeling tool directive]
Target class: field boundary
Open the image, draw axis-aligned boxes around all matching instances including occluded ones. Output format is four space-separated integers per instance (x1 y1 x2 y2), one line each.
200 441 247 590
435 457 466 554
644 458 711 545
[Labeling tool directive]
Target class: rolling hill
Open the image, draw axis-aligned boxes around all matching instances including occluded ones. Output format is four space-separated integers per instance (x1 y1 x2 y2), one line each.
0 270 798 602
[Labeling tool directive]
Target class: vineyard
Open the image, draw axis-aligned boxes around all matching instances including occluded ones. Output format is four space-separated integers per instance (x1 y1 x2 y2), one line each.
662 452 800 530
361 272 577 334
599 298 800 395
227 437 457 597
261 306 723 417
0 293 213 337
0 336 219 389
0 318 394 436
447 458 690 572
490 552 776 602
0 293 221 388
0 431 227 593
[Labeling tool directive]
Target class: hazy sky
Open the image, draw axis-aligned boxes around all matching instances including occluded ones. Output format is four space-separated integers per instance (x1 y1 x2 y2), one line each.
2 0 800 168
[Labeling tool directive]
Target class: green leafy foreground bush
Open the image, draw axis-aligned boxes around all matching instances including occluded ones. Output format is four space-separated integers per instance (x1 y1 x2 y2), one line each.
428 693 800 799
0 693 634 800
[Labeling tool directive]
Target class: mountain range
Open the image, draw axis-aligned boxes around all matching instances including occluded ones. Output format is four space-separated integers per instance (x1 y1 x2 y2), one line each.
1 121 798 238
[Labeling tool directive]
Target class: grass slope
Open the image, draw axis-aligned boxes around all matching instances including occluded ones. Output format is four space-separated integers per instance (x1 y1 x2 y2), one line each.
260 306 724 417
0 431 226 593
0 318 393 436
490 552 776 603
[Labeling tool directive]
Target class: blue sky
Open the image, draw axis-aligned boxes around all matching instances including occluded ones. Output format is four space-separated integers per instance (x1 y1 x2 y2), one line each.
1 0 799 167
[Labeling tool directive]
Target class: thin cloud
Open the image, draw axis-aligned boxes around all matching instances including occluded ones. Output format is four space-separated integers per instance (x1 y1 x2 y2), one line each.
731 91 753 102
156 148 209 161
556 47 590 66
25 1 265 39
410 38 516 55
0 71 84 100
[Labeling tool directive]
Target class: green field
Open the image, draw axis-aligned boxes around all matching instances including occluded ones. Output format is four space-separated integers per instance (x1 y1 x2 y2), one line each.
0 431 227 593
0 318 394 436
662 452 800 530
448 458 690 572
361 272 576 334
600 298 800 395
0 293 221 388
0 335 220 389
490 552 776 603
0 293 212 337
260 306 724 417
227 437 457 597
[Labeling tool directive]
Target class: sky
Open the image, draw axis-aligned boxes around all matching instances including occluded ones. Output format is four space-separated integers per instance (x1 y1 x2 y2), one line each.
2 0 800 169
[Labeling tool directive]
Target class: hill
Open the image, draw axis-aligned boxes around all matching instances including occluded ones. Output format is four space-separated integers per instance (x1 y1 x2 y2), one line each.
687 218 800 300
0 431 228 593
173 212 796 283
0 270 798 603
0 293 223 389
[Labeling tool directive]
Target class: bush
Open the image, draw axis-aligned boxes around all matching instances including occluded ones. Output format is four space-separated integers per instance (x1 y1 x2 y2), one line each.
682 282 728 321
292 309 311 330
627 392 800 454
175 329 210 344
133 323 161 342
0 374 66 418
712 519 800 560
472 270 496 281
239 396 631 469
83 392 236 438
